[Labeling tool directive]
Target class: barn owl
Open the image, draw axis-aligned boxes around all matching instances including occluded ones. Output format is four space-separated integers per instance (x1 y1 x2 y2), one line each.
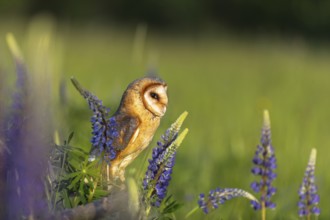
108 77 168 182
72 76 168 183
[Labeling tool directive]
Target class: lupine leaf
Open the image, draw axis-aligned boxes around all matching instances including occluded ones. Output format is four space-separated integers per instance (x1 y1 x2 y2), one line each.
60 172 81 180
68 175 82 189
93 189 109 198
62 189 72 208
162 200 183 214
67 132 74 144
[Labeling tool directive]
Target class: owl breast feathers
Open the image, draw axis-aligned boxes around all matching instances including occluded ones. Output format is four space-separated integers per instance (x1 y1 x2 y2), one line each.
109 76 168 181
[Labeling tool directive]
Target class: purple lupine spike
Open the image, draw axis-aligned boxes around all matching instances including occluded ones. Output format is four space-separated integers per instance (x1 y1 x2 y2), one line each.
298 148 320 218
71 78 117 163
198 187 258 214
250 110 277 214
142 122 181 192
143 138 177 207
143 112 188 208
4 40 30 219
4 34 49 219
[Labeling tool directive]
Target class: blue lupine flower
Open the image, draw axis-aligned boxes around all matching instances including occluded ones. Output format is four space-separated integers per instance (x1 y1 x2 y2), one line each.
4 34 30 220
143 112 188 208
4 33 49 219
71 78 118 163
5 39 27 139
298 148 320 218
143 130 178 207
198 187 258 214
250 110 277 212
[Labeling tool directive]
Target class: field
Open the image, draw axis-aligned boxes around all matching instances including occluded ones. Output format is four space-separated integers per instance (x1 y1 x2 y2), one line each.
1 17 330 219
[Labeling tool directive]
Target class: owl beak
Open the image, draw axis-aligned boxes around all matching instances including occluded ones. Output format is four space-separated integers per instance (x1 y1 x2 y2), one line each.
161 106 167 115
154 105 166 117
161 94 168 116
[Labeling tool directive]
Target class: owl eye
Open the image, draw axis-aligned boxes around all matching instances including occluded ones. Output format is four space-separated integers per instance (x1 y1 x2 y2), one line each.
150 92 159 100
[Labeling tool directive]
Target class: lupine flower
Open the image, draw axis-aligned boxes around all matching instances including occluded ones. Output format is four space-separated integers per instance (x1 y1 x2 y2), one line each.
298 148 320 218
4 33 49 219
198 187 258 214
71 78 118 163
4 34 27 138
4 33 29 220
143 111 188 210
250 110 277 219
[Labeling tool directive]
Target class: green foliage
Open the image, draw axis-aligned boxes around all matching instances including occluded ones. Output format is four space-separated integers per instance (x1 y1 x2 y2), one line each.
48 132 108 210
155 195 183 220
46 111 188 219
145 195 183 220
161 195 183 215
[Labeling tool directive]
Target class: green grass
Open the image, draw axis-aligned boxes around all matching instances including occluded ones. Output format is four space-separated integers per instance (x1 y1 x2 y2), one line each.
2 18 330 219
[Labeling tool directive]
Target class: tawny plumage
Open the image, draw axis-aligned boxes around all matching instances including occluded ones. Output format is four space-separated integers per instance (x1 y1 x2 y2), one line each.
109 77 168 182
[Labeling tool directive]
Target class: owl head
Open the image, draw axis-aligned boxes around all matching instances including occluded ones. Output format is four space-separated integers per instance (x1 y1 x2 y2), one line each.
117 76 168 117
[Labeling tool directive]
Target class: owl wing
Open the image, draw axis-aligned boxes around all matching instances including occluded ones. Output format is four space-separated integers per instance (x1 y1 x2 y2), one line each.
112 114 140 151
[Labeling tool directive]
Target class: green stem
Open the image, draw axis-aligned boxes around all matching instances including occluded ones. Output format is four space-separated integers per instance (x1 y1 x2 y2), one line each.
146 163 166 199
53 151 67 211
185 206 199 219
261 201 266 220
87 177 99 202
146 205 151 217
261 144 268 220
307 209 310 220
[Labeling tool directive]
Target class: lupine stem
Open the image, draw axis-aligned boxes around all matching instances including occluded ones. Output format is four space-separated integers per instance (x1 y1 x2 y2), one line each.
184 206 199 219
261 151 267 220
146 163 166 199
261 201 266 220
307 191 311 220
146 206 151 217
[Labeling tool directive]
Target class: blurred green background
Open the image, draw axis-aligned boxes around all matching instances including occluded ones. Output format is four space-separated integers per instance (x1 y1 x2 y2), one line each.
1 1 330 219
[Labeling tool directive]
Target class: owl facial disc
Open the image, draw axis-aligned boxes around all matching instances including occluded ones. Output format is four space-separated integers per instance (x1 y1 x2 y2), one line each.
143 84 168 117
